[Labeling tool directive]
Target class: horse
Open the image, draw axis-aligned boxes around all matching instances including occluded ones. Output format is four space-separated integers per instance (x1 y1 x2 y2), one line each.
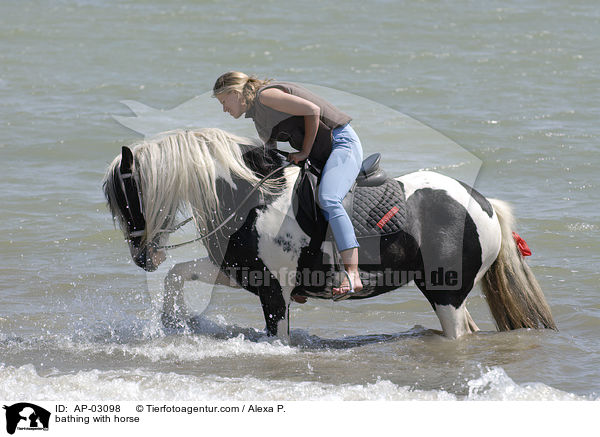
102 127 556 339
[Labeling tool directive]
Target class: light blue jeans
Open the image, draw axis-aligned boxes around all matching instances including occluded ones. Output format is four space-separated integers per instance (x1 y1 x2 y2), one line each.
318 123 363 251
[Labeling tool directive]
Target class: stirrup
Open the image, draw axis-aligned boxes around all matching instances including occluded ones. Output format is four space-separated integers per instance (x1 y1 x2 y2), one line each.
332 270 355 302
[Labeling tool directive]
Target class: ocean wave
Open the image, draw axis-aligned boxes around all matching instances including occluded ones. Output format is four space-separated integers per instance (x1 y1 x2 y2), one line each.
0 364 592 401
567 222 598 232
58 333 299 363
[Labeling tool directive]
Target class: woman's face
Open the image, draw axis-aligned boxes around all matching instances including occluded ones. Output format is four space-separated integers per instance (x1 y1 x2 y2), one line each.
217 91 246 119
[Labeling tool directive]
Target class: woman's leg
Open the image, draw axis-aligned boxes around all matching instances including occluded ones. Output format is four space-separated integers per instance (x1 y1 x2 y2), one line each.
318 124 363 296
338 246 360 295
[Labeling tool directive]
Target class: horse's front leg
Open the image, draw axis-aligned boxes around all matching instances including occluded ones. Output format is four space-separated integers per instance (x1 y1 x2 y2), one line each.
162 256 238 329
258 282 291 340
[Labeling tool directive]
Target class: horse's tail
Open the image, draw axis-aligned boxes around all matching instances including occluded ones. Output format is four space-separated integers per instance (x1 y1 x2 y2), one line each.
480 199 557 331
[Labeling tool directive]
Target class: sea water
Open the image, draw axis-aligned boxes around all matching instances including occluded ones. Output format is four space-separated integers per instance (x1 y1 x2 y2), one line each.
1 0 599 401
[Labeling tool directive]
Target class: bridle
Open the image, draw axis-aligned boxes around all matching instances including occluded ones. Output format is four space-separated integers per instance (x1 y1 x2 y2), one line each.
118 151 294 251
116 168 146 240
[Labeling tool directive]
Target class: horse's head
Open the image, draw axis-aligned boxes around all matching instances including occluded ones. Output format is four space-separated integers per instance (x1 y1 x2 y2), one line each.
103 145 166 272
103 128 287 272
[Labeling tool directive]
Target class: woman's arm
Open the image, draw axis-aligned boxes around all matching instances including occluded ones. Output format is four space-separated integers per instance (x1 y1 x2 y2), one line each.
259 87 320 163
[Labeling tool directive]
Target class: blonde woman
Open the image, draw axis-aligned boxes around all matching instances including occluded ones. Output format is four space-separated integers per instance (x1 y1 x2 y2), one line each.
213 71 363 298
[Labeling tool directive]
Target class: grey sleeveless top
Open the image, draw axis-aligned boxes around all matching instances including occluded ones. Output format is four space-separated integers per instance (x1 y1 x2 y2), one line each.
244 81 351 168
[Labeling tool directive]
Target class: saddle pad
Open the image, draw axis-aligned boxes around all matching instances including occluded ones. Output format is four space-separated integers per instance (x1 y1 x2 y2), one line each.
349 178 407 239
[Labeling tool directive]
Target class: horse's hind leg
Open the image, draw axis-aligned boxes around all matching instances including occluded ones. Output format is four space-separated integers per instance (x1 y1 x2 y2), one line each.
464 307 479 332
432 301 479 339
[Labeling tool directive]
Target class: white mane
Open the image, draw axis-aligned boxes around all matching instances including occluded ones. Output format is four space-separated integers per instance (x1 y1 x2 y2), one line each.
105 127 281 245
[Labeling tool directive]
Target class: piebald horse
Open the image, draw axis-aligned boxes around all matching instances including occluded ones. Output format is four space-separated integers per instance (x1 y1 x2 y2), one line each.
103 128 556 339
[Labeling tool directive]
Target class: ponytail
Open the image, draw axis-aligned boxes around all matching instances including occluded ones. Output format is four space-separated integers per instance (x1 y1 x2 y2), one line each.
213 71 271 106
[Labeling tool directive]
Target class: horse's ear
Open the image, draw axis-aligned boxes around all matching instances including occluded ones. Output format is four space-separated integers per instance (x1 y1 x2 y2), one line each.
120 146 134 173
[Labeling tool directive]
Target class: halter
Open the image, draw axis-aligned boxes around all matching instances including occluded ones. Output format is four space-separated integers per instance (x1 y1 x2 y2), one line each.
118 151 293 251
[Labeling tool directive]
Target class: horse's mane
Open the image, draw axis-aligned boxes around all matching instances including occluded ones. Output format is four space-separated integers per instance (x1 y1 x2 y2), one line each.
104 127 288 245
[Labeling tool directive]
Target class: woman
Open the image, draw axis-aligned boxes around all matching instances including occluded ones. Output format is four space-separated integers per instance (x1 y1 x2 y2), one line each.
213 71 363 299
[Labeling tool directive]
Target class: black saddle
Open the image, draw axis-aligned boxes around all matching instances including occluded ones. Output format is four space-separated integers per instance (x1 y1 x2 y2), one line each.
355 152 389 187
292 153 407 246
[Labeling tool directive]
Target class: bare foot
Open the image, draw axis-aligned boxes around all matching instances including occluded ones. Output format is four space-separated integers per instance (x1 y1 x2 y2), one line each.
332 270 363 297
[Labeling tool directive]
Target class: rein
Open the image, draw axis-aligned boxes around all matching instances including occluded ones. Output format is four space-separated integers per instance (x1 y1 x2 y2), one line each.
156 151 294 250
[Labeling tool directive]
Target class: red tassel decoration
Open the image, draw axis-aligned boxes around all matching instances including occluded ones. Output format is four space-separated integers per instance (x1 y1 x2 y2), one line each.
512 232 532 257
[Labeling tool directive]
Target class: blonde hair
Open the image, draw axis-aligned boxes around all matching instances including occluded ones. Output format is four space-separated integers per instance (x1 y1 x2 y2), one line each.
212 71 271 107
104 128 285 246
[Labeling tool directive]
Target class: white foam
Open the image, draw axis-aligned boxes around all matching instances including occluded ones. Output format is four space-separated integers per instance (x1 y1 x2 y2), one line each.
567 222 598 232
467 366 586 401
0 364 592 401
57 334 298 363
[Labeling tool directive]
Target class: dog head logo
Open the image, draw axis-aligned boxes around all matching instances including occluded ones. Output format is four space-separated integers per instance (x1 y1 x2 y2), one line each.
3 403 50 435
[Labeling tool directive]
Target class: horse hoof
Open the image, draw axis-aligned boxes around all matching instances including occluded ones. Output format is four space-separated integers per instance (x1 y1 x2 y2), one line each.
291 294 307 304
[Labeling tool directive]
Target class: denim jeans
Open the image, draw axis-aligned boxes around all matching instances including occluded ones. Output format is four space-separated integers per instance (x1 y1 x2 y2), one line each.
317 123 363 251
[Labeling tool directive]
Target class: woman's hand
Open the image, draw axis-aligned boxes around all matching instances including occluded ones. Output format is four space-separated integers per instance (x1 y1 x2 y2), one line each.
288 151 309 164
259 88 319 165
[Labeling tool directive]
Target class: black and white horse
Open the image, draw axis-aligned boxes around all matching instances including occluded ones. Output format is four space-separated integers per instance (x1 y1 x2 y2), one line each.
103 128 556 339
